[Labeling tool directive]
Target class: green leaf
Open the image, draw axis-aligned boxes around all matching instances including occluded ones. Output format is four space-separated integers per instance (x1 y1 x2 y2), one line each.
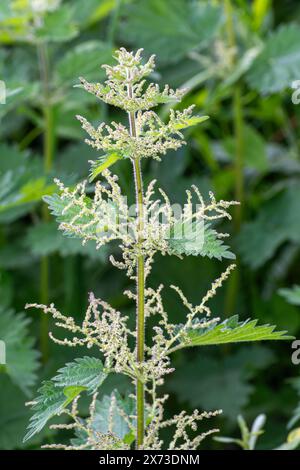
0 308 39 396
167 353 253 420
55 41 113 86
224 125 268 172
71 391 136 449
173 115 209 130
279 285 300 306
121 0 223 65
90 152 123 181
167 347 275 420
174 315 292 350
237 185 300 269
44 192 119 245
63 385 86 400
23 380 83 442
0 376 40 449
44 193 98 239
247 24 300 93
53 357 108 394
0 144 55 223
25 221 106 261
167 222 235 260
24 357 109 442
36 5 78 43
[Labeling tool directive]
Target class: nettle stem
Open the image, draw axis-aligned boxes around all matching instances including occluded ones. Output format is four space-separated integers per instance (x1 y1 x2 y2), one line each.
37 42 56 362
127 84 145 446
133 157 145 449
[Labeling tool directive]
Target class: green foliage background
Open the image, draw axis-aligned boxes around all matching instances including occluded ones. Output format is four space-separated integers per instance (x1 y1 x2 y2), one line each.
1 0 300 449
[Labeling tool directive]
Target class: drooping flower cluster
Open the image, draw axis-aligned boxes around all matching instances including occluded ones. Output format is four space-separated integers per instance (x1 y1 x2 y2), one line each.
48 169 238 279
26 259 236 449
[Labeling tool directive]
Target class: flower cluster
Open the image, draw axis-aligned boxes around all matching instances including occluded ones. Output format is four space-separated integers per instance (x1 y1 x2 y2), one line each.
79 48 184 113
26 261 236 449
50 170 238 280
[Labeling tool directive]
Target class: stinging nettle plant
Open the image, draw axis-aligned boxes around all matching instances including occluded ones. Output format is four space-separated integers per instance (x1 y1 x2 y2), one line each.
24 48 291 450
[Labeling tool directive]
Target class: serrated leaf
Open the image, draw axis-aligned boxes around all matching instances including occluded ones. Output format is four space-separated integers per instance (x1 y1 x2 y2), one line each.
24 357 109 442
279 285 300 306
0 308 39 396
23 380 83 442
36 5 78 43
44 193 98 239
121 0 223 65
71 390 136 449
237 185 300 269
90 152 123 181
25 221 106 260
53 357 108 394
168 346 277 421
0 144 55 223
167 222 235 260
167 353 253 420
247 24 300 93
174 115 209 130
55 41 113 86
0 376 40 449
174 315 293 350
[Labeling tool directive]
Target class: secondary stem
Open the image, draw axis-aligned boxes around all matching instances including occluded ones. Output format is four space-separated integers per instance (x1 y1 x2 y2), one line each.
224 0 244 316
128 100 145 447
37 42 55 362
224 0 244 228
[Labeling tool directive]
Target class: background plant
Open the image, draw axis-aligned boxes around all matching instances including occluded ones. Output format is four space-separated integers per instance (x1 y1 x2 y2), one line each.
1 0 300 449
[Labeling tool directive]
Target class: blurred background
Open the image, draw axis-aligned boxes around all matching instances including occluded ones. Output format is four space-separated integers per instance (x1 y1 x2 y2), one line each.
1 0 300 450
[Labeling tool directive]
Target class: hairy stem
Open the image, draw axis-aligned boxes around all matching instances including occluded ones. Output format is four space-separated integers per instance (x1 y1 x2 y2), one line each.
127 80 145 447
134 157 145 449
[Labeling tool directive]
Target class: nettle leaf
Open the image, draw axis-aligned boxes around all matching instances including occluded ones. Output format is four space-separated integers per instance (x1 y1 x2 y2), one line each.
0 308 39 396
24 381 83 442
24 357 108 442
168 346 275 420
55 41 114 86
167 222 235 260
0 144 55 223
0 375 48 450
224 125 268 172
44 192 119 245
90 152 123 181
71 391 136 449
25 221 106 260
237 185 300 269
247 24 300 93
173 115 209 130
44 193 97 238
35 5 78 43
279 285 300 306
122 0 223 64
53 357 108 394
174 315 292 350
